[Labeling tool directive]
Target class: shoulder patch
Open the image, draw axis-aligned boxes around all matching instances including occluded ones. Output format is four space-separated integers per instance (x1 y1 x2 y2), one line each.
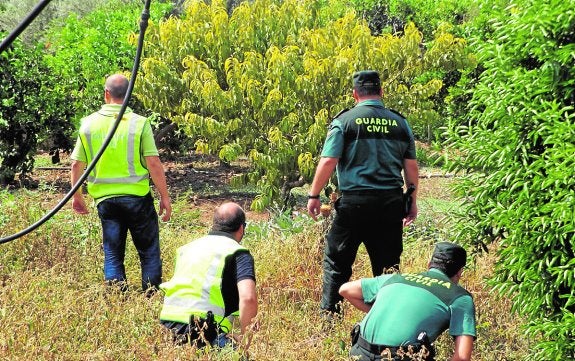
333 108 349 119
388 108 407 119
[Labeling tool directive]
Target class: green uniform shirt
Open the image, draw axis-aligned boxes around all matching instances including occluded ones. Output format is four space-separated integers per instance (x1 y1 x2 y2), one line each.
71 104 158 203
359 269 476 346
321 100 416 191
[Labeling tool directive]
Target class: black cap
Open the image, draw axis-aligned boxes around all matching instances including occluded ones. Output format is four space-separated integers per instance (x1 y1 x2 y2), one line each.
353 70 381 88
431 242 467 271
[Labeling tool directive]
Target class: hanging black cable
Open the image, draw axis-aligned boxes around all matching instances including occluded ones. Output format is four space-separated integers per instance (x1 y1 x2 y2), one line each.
0 0 53 53
0 0 152 244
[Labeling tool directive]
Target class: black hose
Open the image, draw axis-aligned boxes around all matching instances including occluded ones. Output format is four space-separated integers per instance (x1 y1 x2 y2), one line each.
0 0 152 244
0 0 53 53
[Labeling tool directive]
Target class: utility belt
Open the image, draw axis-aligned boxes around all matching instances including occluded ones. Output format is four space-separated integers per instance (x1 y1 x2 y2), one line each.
187 311 221 347
341 188 401 197
163 311 222 347
357 336 408 355
351 324 435 361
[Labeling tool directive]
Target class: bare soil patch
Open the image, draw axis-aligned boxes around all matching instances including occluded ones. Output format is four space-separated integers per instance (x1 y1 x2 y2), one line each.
24 152 269 223
15 151 455 225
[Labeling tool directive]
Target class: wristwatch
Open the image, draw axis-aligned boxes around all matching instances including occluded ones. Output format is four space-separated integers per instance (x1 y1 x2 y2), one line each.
307 194 320 199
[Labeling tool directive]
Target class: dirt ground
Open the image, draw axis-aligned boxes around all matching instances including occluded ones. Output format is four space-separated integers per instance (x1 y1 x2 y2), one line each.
19 151 454 224
26 152 270 223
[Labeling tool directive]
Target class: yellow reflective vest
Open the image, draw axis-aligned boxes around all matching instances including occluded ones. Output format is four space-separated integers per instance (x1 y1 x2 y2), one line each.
159 235 247 333
78 111 150 199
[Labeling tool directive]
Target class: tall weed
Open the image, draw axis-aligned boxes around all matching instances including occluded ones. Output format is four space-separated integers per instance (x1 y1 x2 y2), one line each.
0 188 530 360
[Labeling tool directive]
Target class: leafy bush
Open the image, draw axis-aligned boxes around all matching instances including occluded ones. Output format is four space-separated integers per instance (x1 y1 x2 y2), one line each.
136 0 475 210
415 144 445 168
0 0 109 45
0 38 74 184
344 0 477 38
0 0 170 184
43 0 173 128
443 0 575 358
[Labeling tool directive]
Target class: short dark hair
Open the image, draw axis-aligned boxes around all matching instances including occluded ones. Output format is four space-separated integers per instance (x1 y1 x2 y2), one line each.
354 85 381 97
212 202 246 233
429 258 461 278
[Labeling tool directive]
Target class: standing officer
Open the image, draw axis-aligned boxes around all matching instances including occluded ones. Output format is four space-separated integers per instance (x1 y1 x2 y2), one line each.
159 202 258 349
307 70 419 318
339 242 476 361
70 73 172 293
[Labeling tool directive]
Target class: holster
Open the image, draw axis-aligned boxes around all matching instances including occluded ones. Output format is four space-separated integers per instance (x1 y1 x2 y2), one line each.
403 184 416 217
188 311 218 347
417 331 437 361
350 323 360 346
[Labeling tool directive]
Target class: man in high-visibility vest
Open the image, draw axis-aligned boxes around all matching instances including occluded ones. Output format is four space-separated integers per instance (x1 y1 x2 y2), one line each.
159 202 258 349
70 73 172 293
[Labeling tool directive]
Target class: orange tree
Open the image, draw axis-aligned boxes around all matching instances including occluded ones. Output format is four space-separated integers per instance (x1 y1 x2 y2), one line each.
135 0 475 210
0 37 74 185
444 0 575 358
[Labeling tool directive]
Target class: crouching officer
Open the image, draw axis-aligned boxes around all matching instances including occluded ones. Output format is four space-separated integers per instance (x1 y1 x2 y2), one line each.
340 242 476 361
159 202 258 349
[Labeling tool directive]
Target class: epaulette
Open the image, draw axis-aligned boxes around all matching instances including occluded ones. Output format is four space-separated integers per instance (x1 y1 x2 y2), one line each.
388 108 407 119
333 108 349 119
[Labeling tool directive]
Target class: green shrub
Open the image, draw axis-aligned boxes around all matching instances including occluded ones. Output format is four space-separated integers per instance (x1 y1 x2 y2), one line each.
43 0 173 128
136 0 474 210
343 0 478 38
0 0 110 45
444 0 575 358
415 145 445 168
0 38 74 184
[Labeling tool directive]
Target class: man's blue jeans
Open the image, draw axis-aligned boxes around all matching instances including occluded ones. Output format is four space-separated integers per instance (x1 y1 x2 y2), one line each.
96 193 162 291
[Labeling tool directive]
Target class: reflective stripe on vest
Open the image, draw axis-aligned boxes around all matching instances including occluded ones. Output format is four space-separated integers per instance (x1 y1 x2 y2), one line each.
159 235 247 332
79 112 150 198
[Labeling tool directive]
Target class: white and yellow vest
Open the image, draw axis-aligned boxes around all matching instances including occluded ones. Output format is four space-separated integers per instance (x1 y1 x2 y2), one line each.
78 112 150 199
159 235 246 332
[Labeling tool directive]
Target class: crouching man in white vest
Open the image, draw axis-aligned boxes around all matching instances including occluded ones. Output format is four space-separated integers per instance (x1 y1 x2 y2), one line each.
159 202 258 350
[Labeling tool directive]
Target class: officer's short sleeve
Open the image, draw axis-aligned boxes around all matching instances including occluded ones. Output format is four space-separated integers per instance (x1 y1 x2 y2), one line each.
449 295 477 338
141 119 159 157
70 137 87 162
361 275 393 304
320 119 344 158
404 123 417 159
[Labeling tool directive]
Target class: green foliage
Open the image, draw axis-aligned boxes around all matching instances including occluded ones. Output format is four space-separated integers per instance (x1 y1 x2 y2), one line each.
443 0 575 358
0 38 74 184
43 0 172 127
247 206 312 242
0 0 110 45
340 0 482 144
341 0 478 38
415 144 445 168
136 0 474 210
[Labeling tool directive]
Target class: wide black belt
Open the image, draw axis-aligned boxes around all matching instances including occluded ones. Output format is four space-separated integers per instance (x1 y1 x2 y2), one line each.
341 188 401 196
357 335 401 354
357 335 423 356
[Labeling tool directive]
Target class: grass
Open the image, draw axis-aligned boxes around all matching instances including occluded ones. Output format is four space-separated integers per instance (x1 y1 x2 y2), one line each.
0 175 532 360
